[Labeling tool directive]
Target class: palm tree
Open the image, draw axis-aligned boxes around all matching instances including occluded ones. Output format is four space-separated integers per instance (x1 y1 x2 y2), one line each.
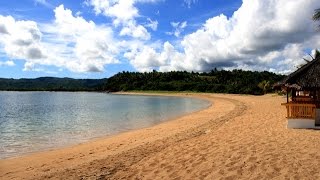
258 80 270 95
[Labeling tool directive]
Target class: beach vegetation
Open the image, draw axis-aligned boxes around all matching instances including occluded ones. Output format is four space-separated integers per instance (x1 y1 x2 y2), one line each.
258 80 270 94
104 69 284 95
0 69 284 95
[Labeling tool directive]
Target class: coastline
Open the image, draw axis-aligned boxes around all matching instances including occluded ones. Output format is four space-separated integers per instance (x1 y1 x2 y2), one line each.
2 93 320 179
0 92 222 179
0 92 211 160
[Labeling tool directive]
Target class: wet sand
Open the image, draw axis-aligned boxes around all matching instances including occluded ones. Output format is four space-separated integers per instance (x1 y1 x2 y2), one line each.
1 93 320 179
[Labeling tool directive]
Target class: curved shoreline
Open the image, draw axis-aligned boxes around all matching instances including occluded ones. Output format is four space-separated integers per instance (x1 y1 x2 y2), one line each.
0 93 239 179
0 92 211 160
3 93 320 179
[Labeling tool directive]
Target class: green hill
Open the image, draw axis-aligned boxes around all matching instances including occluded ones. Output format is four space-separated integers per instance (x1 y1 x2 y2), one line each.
0 69 285 95
0 77 106 91
103 69 285 95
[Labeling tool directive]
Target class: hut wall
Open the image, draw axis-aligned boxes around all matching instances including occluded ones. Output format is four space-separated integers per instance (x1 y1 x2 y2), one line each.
316 109 320 126
287 119 317 129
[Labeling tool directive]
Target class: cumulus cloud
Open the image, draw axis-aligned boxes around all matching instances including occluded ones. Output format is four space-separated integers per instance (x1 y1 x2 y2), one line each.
124 41 175 71
127 0 320 74
86 0 138 23
0 24 8 34
0 15 47 61
85 0 160 40
43 5 119 72
85 0 161 22
0 5 120 73
119 21 150 40
166 21 187 37
1 0 319 75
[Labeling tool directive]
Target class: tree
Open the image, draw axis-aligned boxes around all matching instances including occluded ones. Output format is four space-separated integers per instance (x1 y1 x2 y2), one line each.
258 80 270 95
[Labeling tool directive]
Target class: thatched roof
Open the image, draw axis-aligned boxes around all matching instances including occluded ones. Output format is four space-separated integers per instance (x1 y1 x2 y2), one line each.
278 56 320 89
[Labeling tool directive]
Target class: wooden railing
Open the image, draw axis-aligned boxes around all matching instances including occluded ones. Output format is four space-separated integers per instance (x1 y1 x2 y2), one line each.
292 97 312 102
290 98 320 108
282 103 316 119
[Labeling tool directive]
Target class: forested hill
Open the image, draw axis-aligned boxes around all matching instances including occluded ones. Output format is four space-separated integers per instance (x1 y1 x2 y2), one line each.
0 77 106 91
0 69 285 94
103 69 285 95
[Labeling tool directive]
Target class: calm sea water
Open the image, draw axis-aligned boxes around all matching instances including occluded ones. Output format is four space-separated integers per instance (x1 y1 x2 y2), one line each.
0 92 210 159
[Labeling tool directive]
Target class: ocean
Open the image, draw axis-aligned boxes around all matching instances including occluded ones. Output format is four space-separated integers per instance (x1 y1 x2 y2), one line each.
0 91 210 159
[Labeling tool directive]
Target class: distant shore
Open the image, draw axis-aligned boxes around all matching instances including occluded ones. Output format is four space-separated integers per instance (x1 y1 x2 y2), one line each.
1 93 320 179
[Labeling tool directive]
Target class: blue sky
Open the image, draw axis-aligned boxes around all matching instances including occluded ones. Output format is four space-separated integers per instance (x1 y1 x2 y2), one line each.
0 0 319 79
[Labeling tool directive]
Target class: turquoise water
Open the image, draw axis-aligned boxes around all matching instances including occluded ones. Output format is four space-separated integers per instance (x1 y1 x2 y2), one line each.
0 92 210 159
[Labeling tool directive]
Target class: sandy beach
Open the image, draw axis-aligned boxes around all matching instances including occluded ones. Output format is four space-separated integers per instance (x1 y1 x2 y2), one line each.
1 93 320 179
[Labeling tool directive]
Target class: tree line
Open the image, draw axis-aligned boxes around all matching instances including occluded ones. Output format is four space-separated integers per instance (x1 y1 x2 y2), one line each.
0 77 106 91
103 69 285 95
0 69 284 95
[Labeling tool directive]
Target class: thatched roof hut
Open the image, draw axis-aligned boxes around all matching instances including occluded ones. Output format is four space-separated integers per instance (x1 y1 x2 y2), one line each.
279 56 320 89
277 55 320 129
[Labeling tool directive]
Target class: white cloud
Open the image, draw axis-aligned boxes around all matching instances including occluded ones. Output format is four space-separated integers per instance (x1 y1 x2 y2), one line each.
145 18 158 31
1 0 320 75
119 21 150 40
44 5 119 72
75 11 82 16
86 0 138 24
85 0 160 40
124 41 175 71
85 0 161 21
184 0 198 8
0 60 15 67
0 5 120 73
34 0 53 8
0 15 47 61
127 0 320 74
166 21 187 37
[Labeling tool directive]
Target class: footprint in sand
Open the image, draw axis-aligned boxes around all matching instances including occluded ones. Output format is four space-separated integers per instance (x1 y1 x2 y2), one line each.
43 168 50 172
26 167 34 171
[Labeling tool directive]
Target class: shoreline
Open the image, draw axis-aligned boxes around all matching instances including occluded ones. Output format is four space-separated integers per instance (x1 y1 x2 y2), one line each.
2 93 320 179
1 93 228 179
0 92 211 160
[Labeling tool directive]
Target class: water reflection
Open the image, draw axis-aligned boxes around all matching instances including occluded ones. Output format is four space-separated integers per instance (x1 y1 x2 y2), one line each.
0 92 210 159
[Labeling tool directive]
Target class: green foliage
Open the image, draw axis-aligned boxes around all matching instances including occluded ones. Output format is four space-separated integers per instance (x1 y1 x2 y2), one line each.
0 77 107 91
103 69 285 95
0 70 285 95
258 80 270 94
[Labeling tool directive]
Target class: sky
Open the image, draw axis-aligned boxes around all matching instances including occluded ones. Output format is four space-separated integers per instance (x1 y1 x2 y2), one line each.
0 0 319 79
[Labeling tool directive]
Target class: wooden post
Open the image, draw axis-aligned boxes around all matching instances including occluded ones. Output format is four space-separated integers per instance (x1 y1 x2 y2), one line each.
287 87 289 103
